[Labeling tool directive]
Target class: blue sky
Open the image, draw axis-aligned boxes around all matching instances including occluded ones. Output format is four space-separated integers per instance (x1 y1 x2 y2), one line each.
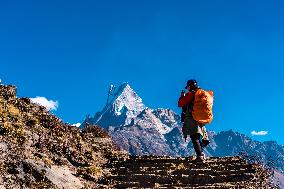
1 0 284 144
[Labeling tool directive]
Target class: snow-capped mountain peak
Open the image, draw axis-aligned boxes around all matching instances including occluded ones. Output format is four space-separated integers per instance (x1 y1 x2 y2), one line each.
87 83 146 128
106 83 146 115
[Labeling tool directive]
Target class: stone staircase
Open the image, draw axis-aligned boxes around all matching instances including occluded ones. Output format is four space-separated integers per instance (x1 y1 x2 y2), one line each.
102 155 273 188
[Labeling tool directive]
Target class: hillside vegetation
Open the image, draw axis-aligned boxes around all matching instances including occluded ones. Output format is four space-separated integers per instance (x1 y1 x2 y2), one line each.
0 85 127 189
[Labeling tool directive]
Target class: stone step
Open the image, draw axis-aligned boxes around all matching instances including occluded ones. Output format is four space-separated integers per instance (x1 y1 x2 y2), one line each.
102 156 268 189
109 172 255 185
127 155 241 160
112 161 251 167
111 163 252 173
110 156 245 165
110 158 247 168
111 157 247 164
113 181 255 189
111 167 256 177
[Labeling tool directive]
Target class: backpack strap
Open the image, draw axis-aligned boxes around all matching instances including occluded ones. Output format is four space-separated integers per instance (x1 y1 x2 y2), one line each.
185 91 196 113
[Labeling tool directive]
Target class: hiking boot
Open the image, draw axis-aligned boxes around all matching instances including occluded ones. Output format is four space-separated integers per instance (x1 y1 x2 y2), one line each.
195 153 206 163
201 152 207 160
201 139 210 147
185 156 194 161
195 155 205 163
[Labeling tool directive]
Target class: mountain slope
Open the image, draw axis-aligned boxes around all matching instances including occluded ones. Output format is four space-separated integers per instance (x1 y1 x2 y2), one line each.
0 85 127 188
210 130 284 172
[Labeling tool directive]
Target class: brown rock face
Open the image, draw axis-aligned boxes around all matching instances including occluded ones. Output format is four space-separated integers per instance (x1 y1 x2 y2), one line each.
0 85 16 100
0 84 127 188
103 156 275 188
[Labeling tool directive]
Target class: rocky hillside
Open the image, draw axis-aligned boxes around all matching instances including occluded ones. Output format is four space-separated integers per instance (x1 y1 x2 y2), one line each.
0 85 127 188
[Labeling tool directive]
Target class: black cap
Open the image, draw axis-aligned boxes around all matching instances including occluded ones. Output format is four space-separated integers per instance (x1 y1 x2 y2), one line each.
185 79 197 89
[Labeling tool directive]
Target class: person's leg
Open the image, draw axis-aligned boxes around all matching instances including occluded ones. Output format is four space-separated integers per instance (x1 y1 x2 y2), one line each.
200 126 210 147
182 123 189 142
190 133 203 156
201 126 208 140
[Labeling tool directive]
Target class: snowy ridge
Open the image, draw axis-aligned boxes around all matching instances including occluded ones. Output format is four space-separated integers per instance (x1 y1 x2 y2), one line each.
107 83 144 109
93 83 146 126
134 108 172 135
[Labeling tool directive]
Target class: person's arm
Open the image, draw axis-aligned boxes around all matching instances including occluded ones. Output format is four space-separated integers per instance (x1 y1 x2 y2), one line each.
178 92 193 107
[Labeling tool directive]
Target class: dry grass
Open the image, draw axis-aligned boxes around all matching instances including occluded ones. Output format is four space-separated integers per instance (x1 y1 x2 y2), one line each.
77 165 104 180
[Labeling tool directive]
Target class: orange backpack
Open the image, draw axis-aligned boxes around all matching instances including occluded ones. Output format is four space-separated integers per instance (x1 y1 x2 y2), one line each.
192 89 214 124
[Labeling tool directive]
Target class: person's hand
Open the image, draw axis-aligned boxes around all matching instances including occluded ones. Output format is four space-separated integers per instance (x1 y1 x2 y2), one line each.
181 90 185 97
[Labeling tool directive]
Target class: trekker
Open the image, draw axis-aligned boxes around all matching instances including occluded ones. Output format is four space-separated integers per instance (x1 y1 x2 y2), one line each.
178 79 213 162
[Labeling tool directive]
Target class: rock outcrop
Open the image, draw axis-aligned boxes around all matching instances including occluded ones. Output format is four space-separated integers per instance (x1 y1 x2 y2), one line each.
0 85 127 188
